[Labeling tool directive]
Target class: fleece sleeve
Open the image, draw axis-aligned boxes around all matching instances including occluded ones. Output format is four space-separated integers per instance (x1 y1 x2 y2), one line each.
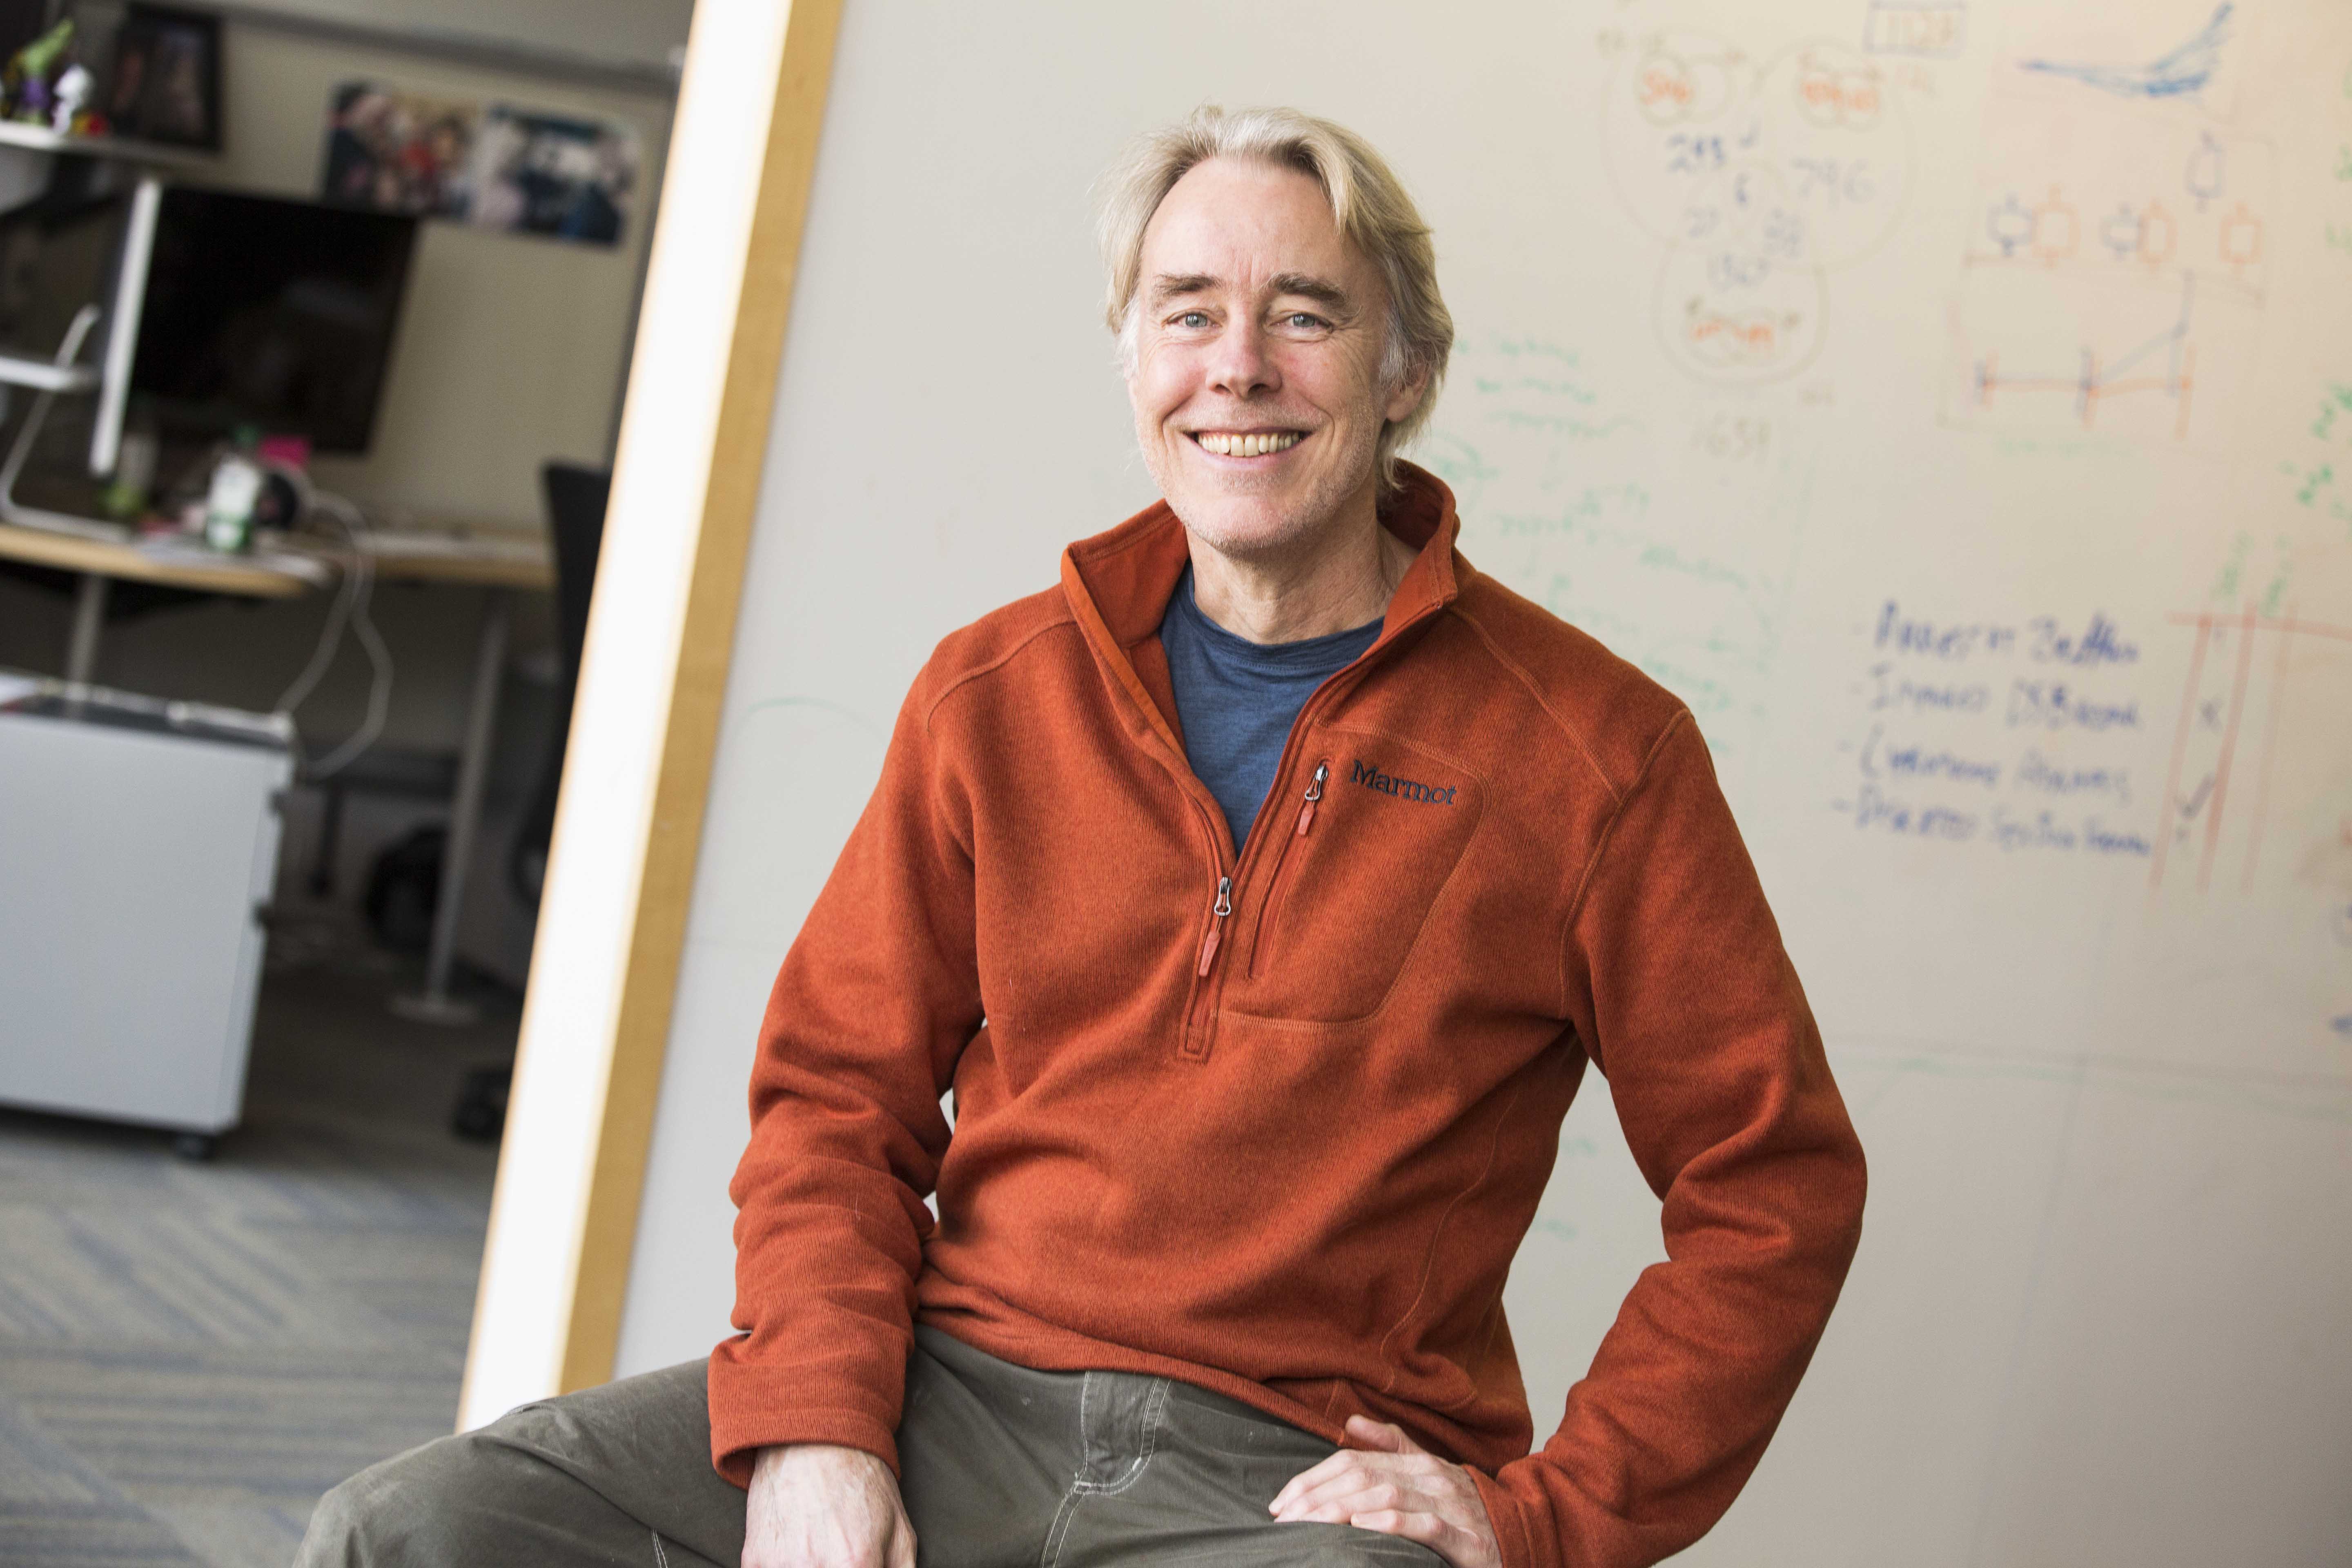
706 659 982 1486
1471 710 1867 1568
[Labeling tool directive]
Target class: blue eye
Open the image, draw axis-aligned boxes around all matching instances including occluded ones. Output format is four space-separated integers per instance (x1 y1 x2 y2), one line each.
1285 312 1326 330
1175 310 1210 328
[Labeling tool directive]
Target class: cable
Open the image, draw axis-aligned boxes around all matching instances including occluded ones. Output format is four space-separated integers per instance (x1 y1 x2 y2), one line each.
272 527 359 716
271 478 396 782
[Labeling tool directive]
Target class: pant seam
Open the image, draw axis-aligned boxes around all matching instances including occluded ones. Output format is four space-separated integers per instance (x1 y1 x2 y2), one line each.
1043 1375 1171 1568
651 1530 671 1568
1041 1488 1083 1568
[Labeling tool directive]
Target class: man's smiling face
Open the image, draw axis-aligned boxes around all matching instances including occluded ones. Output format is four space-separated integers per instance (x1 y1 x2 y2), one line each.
1127 156 1425 561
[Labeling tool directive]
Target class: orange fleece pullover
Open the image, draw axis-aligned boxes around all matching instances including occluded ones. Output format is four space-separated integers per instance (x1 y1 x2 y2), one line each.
712 465 1865 1568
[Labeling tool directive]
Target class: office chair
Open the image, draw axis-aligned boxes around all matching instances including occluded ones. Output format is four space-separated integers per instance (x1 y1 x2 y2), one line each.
508 461 609 909
452 460 606 1142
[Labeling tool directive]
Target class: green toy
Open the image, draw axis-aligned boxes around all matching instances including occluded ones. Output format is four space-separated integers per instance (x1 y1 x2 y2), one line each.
3 19 75 123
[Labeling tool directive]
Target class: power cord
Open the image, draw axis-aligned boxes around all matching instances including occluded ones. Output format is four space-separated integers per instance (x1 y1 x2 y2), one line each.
270 476 394 781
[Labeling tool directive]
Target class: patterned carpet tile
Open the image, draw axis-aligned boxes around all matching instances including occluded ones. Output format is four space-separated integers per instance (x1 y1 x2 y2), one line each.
0 1102 494 1355
143 1499 315 1568
0 1107 496 1222
0 1203 483 1353
0 1520 203 1568
0 956 513 1565
0 1340 458 1493
0 1398 203 1566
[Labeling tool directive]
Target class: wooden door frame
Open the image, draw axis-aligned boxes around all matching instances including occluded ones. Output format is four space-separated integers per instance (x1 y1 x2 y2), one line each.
457 0 845 1428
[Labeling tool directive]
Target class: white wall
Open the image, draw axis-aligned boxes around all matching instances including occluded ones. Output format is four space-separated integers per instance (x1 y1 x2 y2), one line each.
228 0 693 73
214 20 675 524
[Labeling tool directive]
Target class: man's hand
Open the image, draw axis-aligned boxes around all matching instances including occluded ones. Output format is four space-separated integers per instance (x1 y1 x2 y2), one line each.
743 1443 915 1568
1269 1414 1501 1568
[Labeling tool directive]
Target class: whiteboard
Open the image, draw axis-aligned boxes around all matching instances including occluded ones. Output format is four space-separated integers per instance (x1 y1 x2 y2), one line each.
619 1 2352 1561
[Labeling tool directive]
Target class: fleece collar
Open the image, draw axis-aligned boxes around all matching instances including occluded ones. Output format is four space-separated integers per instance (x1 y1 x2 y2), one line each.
1058 462 1464 755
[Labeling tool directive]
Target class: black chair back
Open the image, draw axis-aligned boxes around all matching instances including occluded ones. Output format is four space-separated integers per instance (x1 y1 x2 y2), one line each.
509 462 609 907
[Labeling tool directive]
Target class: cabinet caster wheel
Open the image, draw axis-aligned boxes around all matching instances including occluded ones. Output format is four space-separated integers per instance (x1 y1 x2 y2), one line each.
172 1132 216 1161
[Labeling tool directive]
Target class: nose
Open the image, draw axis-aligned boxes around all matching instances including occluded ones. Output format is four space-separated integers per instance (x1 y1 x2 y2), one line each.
1205 313 1279 400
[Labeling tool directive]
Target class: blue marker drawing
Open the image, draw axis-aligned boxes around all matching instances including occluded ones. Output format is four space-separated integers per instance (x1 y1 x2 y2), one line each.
2184 131 2225 211
2330 1015 2352 1039
2019 3 2232 100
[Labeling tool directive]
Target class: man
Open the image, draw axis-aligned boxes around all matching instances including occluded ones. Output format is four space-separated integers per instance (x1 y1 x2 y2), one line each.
302 106 1864 1568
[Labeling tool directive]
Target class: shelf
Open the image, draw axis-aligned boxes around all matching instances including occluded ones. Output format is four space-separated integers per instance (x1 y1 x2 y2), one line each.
0 351 98 393
0 120 216 168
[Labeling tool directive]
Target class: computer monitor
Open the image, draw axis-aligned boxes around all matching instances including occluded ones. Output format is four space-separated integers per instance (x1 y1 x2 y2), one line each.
89 185 420 474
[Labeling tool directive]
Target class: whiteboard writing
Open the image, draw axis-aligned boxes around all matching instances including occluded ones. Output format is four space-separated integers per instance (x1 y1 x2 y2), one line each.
1831 599 2156 855
1603 33 1910 384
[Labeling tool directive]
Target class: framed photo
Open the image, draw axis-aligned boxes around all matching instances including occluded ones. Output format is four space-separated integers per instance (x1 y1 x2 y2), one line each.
316 81 638 247
105 4 223 150
321 82 481 219
467 105 638 247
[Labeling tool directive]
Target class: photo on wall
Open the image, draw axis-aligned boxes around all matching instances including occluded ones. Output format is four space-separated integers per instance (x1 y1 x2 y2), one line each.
318 81 639 247
104 3 223 149
469 105 638 246
320 82 479 218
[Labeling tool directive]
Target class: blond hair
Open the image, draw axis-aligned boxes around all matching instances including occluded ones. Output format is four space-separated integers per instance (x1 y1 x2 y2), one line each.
1096 106 1453 492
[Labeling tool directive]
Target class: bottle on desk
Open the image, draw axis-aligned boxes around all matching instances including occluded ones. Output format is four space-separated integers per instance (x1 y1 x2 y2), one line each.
202 426 265 553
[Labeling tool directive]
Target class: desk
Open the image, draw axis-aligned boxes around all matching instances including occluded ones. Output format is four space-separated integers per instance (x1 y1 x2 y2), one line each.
0 517 556 1027
0 521 318 682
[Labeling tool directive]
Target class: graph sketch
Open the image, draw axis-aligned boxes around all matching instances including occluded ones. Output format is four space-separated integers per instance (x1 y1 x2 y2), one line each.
1945 22 2272 448
1603 33 1911 384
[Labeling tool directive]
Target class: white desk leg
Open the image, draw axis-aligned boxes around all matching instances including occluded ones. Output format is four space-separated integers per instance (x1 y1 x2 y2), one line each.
393 586 510 1027
65 572 106 684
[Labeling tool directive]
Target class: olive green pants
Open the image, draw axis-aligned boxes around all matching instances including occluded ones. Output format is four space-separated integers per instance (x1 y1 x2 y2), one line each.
298 1326 1442 1568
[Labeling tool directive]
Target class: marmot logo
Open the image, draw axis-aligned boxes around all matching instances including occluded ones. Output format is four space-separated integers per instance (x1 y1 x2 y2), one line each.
1350 759 1456 805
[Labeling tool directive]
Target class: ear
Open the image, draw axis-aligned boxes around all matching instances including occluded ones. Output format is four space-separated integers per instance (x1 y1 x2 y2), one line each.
1383 358 1430 425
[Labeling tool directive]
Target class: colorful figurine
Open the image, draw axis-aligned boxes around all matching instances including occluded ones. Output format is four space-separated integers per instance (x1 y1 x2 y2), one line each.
2 19 75 125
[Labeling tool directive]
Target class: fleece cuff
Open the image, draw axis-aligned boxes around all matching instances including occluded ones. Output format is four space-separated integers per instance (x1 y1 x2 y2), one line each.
1472 1465 1543 1568
705 1358 902 1488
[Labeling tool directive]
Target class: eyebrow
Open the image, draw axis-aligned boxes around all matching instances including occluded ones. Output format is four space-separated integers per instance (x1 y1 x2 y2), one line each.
1267 272 1352 311
1147 272 1221 308
1145 271 1358 314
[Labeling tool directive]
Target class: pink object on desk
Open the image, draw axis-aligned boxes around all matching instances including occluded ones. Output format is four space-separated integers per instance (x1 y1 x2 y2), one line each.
257 434 311 471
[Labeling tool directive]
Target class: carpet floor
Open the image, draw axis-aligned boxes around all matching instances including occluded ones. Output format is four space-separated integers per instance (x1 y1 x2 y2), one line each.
0 936 515 1567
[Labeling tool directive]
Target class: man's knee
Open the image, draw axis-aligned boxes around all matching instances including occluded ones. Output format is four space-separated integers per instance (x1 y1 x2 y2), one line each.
298 1428 522 1567
299 1365 727 1568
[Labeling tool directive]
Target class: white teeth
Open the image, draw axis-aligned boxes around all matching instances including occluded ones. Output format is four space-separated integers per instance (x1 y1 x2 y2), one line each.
1196 431 1300 456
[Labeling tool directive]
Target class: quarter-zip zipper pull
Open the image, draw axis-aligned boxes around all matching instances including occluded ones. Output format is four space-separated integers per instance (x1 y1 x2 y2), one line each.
1196 875 1232 977
1294 760 1329 836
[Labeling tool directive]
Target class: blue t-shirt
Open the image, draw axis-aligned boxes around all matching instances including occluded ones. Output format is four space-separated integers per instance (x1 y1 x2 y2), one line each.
1158 566 1383 851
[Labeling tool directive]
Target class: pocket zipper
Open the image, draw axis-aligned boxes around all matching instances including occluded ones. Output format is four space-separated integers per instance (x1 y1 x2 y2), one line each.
1247 759 1327 980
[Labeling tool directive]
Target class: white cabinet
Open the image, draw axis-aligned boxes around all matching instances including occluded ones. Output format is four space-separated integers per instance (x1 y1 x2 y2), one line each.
0 677 290 1147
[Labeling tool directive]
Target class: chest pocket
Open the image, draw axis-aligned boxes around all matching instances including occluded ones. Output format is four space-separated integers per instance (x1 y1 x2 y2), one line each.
1233 731 1485 1022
